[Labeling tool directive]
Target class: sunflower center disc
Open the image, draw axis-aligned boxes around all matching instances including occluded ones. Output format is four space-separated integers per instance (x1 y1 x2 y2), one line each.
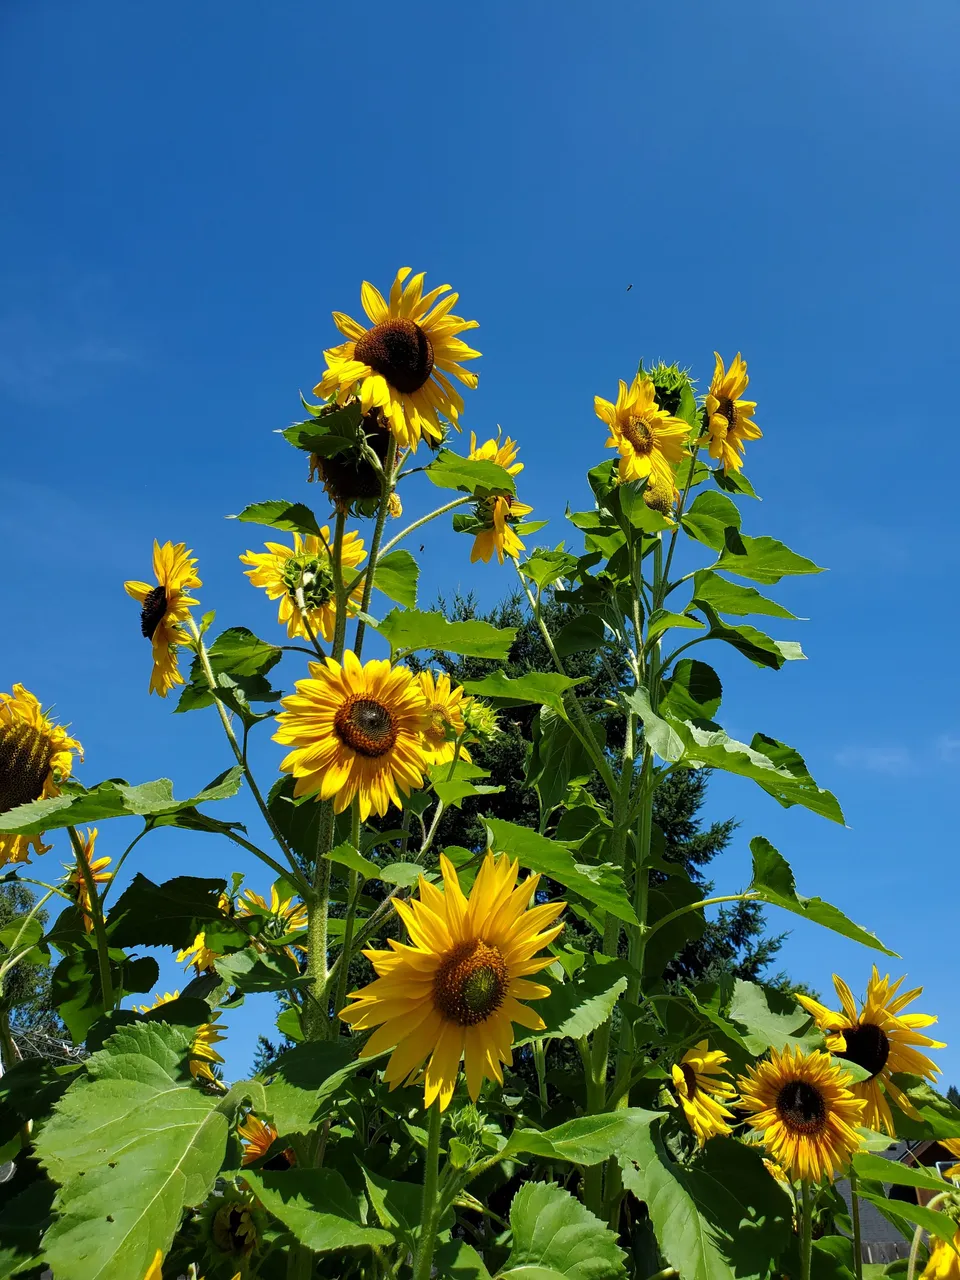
334 696 398 758
623 414 654 454
680 1063 698 1098
281 555 335 611
355 317 435 395
426 707 450 747
140 585 168 640
0 722 55 813
716 396 737 429
840 1022 891 1079
434 940 509 1026
776 1080 827 1135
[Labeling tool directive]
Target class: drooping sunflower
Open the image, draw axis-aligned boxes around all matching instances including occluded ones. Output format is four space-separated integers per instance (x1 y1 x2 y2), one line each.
138 991 226 1084
274 651 431 821
704 352 761 474
737 1045 865 1182
923 1230 960 1280
467 431 533 565
237 885 308 961
309 405 395 515
642 470 680 521
314 268 481 451
240 528 365 644
416 670 472 769
63 828 111 933
595 375 690 486
671 1041 737 1145
340 852 564 1111
0 684 83 867
797 968 945 1136
124 541 201 697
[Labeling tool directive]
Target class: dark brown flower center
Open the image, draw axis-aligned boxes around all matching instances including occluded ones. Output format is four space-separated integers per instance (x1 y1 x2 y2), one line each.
426 706 451 746
0 722 55 813
434 940 509 1025
715 396 737 429
838 1022 890 1080
212 1204 255 1256
333 696 397 758
355 318 435 395
140 585 168 640
680 1063 698 1098
622 414 654 454
776 1080 827 1135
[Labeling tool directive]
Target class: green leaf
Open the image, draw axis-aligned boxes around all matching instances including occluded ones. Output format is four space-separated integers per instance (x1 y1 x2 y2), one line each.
432 778 505 808
554 614 607 657
884 1077 960 1140
463 671 584 716
669 721 845 823
325 841 379 881
373 549 419 608
51 944 158 1042
618 1128 792 1280
713 533 825 585
750 838 897 955
485 819 638 925
106 874 228 950
681 492 742 551
646 610 705 643
215 947 306 993
0 916 47 966
502 1182 626 1280
691 570 798 620
853 1151 954 1193
269 775 325 866
231 498 323 537
519 549 581 591
177 627 283 714
623 688 684 763
261 1041 363 1136
36 1022 228 1280
281 401 363 453
243 1168 391 1253
425 450 517 496
858 1192 960 1248
618 482 673 534
514 962 629 1046
714 467 760 499
434 1240 494 1279
0 1177 55 1279
377 862 423 888
696 603 805 670
0 769 243 837
378 608 516 658
726 978 822 1055
504 1109 660 1166
659 660 722 721
644 874 705 979
527 709 602 821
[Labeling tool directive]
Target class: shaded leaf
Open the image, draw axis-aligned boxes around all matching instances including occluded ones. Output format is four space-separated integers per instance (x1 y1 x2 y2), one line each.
659 660 722 722
681 492 741 552
262 1040 363 1136
374 550 419 608
243 1168 390 1253
107 874 228 950
697 603 804 670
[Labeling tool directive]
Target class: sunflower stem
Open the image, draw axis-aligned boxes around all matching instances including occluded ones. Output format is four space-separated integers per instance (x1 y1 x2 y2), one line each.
412 1101 444 1280
332 803 362 1020
353 438 398 661
800 1180 814 1280
850 1166 864 1280
330 508 349 661
303 800 335 1040
68 825 114 1014
375 495 474 562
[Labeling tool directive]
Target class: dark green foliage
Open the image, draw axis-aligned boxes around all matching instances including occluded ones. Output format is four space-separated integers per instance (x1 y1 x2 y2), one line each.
0 882 78 1066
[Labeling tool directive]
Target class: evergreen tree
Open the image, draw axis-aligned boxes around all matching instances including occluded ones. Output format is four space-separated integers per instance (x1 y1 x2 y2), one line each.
0 882 79 1067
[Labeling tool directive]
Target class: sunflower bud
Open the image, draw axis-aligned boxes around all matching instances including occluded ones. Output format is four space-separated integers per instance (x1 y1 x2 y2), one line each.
641 360 695 417
462 697 499 740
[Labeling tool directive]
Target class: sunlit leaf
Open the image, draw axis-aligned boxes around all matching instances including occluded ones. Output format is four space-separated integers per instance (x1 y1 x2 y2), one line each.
378 608 516 658
464 671 584 716
425 450 516 496
713 533 824 586
373 549 419 608
231 499 323 538
501 1182 627 1279
691 571 798 620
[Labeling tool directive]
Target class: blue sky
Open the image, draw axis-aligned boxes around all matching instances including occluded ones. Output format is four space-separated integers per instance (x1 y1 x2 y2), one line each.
2 1 958 1081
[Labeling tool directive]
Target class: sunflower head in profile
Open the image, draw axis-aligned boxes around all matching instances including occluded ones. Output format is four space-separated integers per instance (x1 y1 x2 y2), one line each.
237 885 308 961
274 651 431 821
309 405 395 516
798 968 945 1136
642 470 680 520
138 991 226 1084
240 528 365 644
416 671 472 769
124 541 201 697
315 268 481 451
0 684 82 868
923 1228 960 1280
737 1045 865 1182
671 1040 736 1145
340 852 564 1112
704 352 761 474
466 431 533 565
238 1112 294 1169
595 375 690 486
63 828 111 933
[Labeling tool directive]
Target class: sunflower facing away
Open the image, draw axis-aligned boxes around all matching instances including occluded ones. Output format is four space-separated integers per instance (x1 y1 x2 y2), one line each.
797 968 945 1136
124 541 201 697
240 528 366 644
737 1045 865 1182
177 891 232 975
315 268 481 450
237 885 308 960
416 670 472 768
138 991 226 1084
704 352 761 474
274 651 431 820
0 684 82 867
467 431 533 565
671 1041 736 1145
595 375 690 486
63 828 111 933
922 1228 960 1280
340 852 565 1111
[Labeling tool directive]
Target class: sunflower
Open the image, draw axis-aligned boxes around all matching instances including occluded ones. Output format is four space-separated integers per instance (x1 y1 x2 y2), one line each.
274 651 431 821
923 1230 960 1280
642 470 679 520
238 1113 279 1166
240 528 365 644
124 541 201 697
138 991 226 1084
177 930 219 975
797 968 945 1136
63 828 111 933
671 1041 736 1145
314 268 481 450
143 1253 163 1280
211 1199 258 1258
467 431 533 565
0 684 83 867
595 375 690 486
704 352 761 474
737 1045 865 1182
237 885 308 961
309 405 394 514
340 852 564 1112
416 671 472 769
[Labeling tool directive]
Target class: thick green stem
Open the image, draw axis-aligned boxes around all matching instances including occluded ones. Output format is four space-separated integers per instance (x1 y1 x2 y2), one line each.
850 1166 864 1280
906 1193 947 1280
800 1181 813 1280
330 507 349 660
532 1040 548 1109
68 826 114 1013
354 438 398 660
376 495 473 561
332 804 362 1019
412 1102 444 1280
303 801 335 1041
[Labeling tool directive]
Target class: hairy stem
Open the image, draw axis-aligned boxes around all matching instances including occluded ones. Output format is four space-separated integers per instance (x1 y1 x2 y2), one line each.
800 1180 813 1280
354 438 398 660
412 1102 444 1280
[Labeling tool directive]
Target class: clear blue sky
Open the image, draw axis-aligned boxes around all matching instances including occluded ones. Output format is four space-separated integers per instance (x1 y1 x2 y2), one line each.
2 1 958 1082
